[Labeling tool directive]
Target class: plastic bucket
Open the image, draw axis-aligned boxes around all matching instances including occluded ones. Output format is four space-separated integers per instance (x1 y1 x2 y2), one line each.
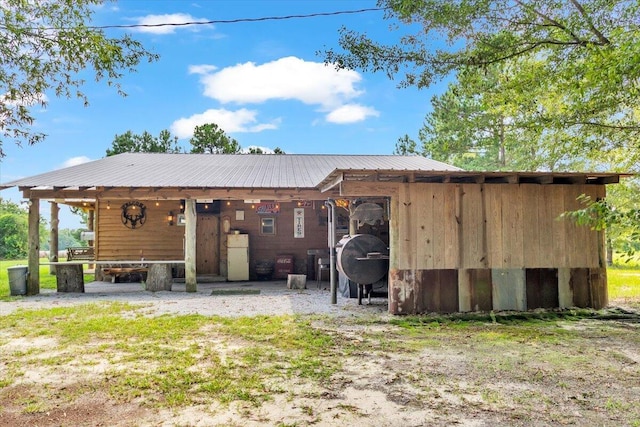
7 265 28 296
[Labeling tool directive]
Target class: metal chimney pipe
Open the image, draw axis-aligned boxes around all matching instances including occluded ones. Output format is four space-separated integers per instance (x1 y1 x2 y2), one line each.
325 199 337 304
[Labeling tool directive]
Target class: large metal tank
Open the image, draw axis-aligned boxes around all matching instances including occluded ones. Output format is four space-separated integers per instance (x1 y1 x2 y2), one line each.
336 234 389 285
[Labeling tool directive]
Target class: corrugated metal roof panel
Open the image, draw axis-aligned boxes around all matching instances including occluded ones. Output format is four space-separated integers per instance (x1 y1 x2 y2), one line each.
1 153 462 190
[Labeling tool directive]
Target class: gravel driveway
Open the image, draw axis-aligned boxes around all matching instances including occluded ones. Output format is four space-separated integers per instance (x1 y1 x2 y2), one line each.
0 280 391 318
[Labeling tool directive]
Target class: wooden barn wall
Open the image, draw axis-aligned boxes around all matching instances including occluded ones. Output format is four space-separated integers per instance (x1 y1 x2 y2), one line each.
95 200 184 260
389 182 607 314
391 182 605 271
219 201 330 280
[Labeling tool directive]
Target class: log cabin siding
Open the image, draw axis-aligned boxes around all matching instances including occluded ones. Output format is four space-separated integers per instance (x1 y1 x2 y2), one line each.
95 200 184 261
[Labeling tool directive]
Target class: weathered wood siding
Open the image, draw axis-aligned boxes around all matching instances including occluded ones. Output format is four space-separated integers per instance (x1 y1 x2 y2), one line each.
389 182 607 314
391 183 605 271
95 200 184 260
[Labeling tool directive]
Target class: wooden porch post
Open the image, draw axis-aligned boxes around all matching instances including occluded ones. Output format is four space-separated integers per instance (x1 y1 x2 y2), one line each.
28 198 40 295
49 202 59 275
87 208 95 270
185 199 197 292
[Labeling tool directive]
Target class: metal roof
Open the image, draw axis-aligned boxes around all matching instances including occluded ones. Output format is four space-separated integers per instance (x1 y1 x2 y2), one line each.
0 153 462 190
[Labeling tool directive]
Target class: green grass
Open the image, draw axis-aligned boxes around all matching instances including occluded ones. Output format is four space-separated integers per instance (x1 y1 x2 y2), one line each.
0 304 339 408
607 267 640 303
0 303 638 424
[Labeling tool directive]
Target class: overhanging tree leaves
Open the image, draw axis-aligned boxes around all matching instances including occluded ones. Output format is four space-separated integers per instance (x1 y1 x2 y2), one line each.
0 0 158 157
324 0 640 168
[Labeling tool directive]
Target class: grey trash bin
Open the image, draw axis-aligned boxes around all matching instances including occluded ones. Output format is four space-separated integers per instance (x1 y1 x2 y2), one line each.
7 265 28 296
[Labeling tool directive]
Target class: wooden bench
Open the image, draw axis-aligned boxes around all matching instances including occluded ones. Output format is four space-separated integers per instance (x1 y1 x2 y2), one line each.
101 264 148 283
67 246 95 261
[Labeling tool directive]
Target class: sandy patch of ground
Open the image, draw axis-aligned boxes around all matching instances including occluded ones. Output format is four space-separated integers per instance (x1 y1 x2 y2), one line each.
0 281 638 426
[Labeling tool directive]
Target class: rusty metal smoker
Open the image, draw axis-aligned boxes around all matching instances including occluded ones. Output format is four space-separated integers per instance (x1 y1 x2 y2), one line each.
336 234 389 304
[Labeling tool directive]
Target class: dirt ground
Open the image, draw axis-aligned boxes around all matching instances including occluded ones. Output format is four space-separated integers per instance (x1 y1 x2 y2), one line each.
0 283 638 427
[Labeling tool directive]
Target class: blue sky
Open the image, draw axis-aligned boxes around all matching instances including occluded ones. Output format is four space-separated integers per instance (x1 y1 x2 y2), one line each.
1 0 447 228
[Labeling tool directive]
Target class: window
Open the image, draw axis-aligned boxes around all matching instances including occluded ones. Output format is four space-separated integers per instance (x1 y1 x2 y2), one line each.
260 217 276 235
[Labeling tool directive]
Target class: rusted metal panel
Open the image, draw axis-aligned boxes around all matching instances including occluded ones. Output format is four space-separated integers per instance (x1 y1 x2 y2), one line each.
468 269 493 312
570 268 590 308
390 269 458 314
590 268 608 309
492 269 526 311
526 268 559 309
389 269 418 315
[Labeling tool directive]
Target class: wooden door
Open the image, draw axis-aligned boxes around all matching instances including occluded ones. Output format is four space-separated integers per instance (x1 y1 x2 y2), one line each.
196 214 220 274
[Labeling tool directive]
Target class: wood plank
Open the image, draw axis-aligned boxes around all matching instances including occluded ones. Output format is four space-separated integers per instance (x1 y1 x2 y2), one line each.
415 184 433 270
501 185 524 267
522 185 541 267
564 185 582 267
462 185 484 268
550 186 567 266
196 214 220 275
431 185 446 268
456 185 465 269
443 184 459 268
485 185 503 268
338 181 400 197
398 184 413 270
537 185 555 267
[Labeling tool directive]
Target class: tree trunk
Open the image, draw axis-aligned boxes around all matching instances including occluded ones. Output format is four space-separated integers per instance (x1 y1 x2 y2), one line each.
57 264 85 293
606 237 613 266
146 264 172 292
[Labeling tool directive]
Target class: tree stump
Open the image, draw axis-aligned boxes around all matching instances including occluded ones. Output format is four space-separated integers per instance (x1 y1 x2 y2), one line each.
57 264 85 293
145 264 172 292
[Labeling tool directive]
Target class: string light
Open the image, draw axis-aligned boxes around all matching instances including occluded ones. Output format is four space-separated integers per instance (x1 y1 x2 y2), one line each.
106 201 111 210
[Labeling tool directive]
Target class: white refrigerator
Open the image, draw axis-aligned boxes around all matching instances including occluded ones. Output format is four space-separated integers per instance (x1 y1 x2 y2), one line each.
227 234 249 281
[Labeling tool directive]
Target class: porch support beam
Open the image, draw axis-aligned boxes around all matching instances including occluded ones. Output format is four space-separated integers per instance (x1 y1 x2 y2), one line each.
184 199 197 292
28 198 40 295
49 202 59 275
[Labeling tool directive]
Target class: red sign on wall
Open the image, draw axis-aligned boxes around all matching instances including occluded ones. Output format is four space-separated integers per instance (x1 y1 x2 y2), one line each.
256 203 280 214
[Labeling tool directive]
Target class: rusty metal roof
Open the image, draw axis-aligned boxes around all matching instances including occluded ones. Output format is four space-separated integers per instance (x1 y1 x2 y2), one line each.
0 153 462 190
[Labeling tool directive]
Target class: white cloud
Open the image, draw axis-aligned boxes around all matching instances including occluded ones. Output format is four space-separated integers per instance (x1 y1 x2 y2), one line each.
325 104 380 124
188 64 218 75
196 56 364 109
133 13 212 35
59 156 91 169
1 92 48 107
170 108 280 138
